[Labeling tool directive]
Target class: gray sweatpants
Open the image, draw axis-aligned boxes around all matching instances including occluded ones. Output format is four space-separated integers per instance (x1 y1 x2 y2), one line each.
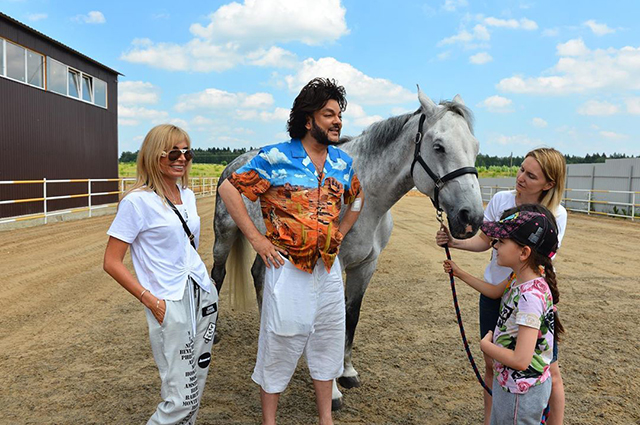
145 278 219 425
490 377 551 425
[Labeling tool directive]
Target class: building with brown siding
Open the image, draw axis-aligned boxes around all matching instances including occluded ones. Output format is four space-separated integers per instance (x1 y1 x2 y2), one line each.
0 12 120 219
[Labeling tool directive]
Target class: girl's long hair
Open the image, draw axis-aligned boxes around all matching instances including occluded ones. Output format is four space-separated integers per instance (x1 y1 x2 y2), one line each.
501 204 565 340
526 147 566 215
125 124 192 200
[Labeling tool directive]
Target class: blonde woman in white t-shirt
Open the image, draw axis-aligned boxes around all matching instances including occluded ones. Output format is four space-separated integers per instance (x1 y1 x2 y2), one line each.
436 148 567 425
104 124 218 425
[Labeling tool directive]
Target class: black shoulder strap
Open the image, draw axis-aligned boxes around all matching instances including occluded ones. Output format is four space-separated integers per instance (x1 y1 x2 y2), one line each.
165 196 197 249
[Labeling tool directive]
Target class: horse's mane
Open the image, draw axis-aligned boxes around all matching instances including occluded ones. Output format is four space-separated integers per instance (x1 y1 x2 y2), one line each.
430 101 475 134
338 100 474 155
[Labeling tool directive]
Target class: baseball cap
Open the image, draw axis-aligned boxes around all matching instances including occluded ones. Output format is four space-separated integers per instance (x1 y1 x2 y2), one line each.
481 211 559 258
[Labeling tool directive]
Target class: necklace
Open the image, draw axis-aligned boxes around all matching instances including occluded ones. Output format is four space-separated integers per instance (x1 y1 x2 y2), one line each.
165 187 182 205
310 154 327 178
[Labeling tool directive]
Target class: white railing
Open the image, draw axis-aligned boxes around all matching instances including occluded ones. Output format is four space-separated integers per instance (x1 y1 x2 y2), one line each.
480 185 639 221
0 177 219 225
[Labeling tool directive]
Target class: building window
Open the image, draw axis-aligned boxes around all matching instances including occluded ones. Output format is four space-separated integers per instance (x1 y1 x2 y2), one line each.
27 50 44 88
94 78 107 108
68 69 81 98
81 74 93 102
0 41 4 77
6 41 26 83
47 57 67 94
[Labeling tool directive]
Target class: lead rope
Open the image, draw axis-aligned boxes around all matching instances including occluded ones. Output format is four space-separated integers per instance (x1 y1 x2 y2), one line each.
436 209 551 424
436 209 492 396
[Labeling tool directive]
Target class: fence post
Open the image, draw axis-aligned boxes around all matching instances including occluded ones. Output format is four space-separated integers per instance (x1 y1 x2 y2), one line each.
43 178 48 224
88 179 92 217
590 165 596 214
632 192 636 222
587 191 592 216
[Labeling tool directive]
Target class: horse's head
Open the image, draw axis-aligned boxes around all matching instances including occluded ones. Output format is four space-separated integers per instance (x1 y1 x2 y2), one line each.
412 88 484 239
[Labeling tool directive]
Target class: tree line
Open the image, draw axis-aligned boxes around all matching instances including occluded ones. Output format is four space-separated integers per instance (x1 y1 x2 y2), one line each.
119 147 255 165
119 149 636 166
475 152 636 167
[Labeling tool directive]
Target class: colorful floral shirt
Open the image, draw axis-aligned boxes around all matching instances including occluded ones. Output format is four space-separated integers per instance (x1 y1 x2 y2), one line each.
493 276 554 394
227 139 361 274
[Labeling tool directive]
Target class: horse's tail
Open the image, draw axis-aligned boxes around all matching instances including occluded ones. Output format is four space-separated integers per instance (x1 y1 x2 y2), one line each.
226 233 256 312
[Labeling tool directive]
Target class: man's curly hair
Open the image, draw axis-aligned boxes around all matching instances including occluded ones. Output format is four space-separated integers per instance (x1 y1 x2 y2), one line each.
287 78 347 139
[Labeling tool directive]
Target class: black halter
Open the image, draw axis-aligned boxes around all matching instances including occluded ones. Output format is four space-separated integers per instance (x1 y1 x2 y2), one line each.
410 113 479 212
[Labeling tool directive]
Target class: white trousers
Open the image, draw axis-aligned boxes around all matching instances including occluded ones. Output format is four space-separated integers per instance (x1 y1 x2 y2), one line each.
145 278 219 425
252 258 345 394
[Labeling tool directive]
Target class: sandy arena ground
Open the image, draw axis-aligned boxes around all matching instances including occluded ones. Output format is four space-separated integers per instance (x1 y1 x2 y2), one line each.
1 194 639 424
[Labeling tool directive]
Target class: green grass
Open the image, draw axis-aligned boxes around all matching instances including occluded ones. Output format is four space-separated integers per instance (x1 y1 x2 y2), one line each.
119 163 517 179
477 165 519 178
119 162 226 178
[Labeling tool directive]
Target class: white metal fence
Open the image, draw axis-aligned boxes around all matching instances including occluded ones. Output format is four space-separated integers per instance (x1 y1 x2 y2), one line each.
480 185 639 221
0 177 219 225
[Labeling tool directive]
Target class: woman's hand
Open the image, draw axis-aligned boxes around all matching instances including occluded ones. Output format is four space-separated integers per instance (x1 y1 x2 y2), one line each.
443 259 462 277
251 235 288 268
436 225 454 247
142 294 166 325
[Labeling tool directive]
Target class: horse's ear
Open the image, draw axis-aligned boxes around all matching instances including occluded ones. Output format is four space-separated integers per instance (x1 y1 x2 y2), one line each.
453 94 465 106
417 84 437 115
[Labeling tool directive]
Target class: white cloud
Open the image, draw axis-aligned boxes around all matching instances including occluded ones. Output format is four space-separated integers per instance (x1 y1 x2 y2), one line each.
118 105 169 126
556 38 589 56
192 115 214 126
489 133 541 147
483 17 538 30
599 130 628 139
169 118 189 130
122 0 348 72
438 24 490 48
258 107 290 122
477 95 513 113
119 81 161 105
442 0 468 12
497 39 640 95
284 57 415 105
74 11 106 24
577 100 619 116
343 103 383 127
625 98 640 114
189 0 348 45
542 28 559 37
584 20 615 36
248 47 298 68
469 52 492 64
175 88 274 112
532 117 548 128
27 13 47 21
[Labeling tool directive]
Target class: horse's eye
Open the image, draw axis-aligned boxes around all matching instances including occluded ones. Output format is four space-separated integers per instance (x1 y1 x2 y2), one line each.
434 144 445 153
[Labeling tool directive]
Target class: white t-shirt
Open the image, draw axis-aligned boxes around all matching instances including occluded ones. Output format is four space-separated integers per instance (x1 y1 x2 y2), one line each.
107 186 212 300
483 190 567 285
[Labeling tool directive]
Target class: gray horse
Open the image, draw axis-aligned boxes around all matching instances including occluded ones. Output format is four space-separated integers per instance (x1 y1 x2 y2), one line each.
211 89 484 408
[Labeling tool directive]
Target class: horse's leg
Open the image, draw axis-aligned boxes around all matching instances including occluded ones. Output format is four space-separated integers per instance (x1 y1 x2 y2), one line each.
338 259 378 389
250 254 265 311
211 196 240 292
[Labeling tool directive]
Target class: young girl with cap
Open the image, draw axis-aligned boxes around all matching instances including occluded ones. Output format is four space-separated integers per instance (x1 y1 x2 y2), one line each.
443 204 564 425
436 148 567 425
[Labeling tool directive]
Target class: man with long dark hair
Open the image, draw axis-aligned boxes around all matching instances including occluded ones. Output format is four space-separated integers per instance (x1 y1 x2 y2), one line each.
218 78 364 424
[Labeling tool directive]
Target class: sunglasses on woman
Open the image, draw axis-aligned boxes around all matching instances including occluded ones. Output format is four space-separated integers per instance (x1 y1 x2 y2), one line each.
161 148 194 161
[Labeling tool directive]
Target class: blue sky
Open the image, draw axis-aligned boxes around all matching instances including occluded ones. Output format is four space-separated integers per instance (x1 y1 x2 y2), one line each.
3 0 640 157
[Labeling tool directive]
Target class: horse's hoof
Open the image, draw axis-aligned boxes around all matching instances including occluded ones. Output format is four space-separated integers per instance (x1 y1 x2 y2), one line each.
213 332 221 345
337 375 361 389
331 397 343 411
